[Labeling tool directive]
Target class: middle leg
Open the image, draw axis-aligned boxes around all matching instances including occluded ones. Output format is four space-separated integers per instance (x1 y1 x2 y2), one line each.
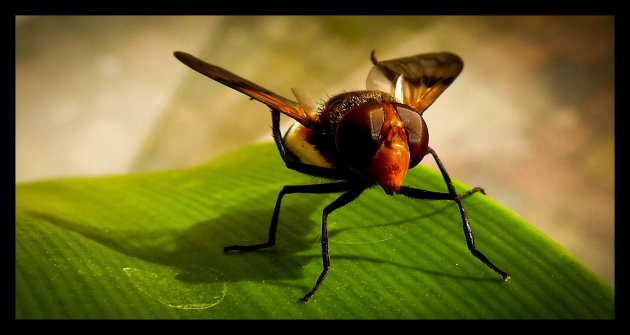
300 187 365 303
224 181 351 252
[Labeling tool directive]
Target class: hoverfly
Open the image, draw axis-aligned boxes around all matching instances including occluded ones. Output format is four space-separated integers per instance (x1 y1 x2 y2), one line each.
174 50 510 303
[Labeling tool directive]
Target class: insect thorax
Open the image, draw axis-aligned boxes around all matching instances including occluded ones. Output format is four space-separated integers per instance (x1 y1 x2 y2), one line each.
320 90 398 128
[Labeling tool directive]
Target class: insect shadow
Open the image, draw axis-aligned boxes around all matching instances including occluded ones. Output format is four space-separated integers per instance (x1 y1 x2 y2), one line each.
172 188 326 285
24 188 325 285
172 187 500 287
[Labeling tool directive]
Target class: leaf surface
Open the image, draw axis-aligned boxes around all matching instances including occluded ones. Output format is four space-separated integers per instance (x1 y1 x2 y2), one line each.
15 143 614 319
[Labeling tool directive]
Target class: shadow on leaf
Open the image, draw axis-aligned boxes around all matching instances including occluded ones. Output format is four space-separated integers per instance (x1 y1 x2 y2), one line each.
28 184 502 293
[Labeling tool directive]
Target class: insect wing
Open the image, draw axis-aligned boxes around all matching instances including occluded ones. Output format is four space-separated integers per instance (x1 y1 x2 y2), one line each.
366 52 463 114
174 51 315 127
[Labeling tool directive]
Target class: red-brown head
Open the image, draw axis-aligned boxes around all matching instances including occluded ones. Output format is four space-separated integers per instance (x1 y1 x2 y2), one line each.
335 101 429 195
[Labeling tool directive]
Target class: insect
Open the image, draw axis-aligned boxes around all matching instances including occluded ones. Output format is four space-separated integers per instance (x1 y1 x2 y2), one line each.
174 50 510 303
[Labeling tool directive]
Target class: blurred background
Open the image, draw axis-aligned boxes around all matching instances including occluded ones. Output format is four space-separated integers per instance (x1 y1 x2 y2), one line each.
15 16 614 286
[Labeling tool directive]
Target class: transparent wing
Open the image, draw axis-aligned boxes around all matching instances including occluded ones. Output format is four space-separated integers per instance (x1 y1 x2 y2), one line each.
174 51 316 127
366 52 463 114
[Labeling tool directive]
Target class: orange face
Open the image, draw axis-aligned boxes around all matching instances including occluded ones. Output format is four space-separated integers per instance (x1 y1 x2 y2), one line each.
334 100 428 195
367 102 410 195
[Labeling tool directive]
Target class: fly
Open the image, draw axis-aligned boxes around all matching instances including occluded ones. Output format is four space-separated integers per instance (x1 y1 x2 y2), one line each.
174 50 510 303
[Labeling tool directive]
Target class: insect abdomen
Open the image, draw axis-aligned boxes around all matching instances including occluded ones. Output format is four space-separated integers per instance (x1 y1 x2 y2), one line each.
283 122 335 169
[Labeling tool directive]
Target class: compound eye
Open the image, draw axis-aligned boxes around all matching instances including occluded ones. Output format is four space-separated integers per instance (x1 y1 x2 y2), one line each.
394 104 429 168
335 102 385 169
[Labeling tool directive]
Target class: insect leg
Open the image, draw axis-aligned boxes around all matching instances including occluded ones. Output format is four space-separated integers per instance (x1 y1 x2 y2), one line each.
424 147 458 196
370 49 379 65
412 147 510 281
423 148 485 199
224 181 351 253
271 108 290 164
301 187 365 303
458 186 486 199
271 109 344 179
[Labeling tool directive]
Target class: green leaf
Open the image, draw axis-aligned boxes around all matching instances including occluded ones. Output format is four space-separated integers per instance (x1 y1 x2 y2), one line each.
15 142 614 319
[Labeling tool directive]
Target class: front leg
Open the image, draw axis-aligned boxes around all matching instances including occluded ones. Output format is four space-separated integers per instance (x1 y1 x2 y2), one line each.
401 147 510 281
424 147 485 199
